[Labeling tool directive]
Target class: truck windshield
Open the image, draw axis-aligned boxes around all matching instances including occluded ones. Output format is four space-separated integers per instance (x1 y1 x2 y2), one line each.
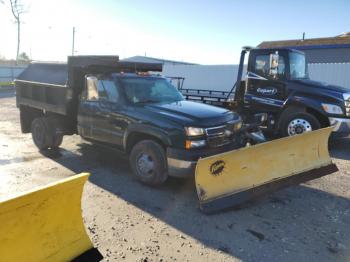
120 77 184 104
289 52 308 79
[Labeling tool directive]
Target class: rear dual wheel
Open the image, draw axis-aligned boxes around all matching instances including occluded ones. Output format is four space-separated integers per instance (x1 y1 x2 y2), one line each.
31 117 63 150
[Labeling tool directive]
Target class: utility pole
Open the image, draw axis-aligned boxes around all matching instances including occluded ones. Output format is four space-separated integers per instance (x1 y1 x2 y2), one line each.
72 26 76 56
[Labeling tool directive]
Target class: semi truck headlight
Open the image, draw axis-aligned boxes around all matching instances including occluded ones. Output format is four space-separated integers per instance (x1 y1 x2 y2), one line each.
321 103 343 115
185 127 205 136
185 140 206 149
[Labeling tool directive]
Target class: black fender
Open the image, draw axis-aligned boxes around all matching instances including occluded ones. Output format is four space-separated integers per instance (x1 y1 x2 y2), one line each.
284 95 324 113
278 95 328 127
123 124 172 151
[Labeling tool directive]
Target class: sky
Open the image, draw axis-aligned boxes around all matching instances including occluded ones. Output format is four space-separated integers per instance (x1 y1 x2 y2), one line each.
0 0 349 64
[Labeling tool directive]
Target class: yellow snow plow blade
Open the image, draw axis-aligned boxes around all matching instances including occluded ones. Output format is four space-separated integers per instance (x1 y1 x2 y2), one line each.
195 127 338 213
0 173 102 262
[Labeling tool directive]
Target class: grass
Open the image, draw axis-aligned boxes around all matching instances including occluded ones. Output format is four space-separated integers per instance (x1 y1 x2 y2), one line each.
0 82 14 87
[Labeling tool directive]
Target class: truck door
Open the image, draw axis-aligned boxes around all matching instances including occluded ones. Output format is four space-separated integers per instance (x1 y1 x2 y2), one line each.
78 76 124 146
94 78 124 146
77 76 98 139
244 51 288 113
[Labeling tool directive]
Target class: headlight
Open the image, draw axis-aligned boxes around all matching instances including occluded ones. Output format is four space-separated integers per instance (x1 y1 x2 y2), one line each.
321 103 343 115
185 140 206 149
185 127 205 136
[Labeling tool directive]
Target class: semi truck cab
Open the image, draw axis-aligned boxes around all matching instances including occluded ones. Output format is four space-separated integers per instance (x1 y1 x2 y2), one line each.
179 47 350 137
236 47 350 137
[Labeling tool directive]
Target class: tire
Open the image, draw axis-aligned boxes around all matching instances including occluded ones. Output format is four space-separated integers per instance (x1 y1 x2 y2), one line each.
280 111 321 137
51 132 63 148
129 140 168 186
31 118 49 150
46 118 64 149
31 117 64 150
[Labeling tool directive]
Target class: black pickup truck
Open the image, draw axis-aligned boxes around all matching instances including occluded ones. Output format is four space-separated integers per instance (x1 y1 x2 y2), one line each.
180 47 350 137
15 56 264 186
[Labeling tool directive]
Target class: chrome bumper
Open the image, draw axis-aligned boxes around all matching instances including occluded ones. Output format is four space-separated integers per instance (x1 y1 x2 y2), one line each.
329 117 350 133
167 158 196 178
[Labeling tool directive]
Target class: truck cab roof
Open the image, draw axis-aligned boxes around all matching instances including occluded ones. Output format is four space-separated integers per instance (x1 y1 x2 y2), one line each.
251 47 305 55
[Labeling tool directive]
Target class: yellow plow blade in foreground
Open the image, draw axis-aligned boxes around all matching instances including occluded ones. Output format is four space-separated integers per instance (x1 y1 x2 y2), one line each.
195 127 338 213
0 173 102 262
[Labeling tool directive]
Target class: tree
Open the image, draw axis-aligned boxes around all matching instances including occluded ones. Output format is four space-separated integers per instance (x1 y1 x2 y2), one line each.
9 0 26 63
18 52 30 61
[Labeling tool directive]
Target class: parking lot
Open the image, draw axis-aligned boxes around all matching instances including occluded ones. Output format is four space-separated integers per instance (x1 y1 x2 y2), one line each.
1 89 349 262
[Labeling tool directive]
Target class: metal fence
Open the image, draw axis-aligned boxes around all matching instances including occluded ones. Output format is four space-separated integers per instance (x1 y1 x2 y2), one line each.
0 65 26 83
163 63 350 91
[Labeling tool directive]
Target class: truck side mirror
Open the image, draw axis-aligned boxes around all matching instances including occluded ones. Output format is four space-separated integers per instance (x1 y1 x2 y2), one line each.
86 76 99 100
269 53 279 77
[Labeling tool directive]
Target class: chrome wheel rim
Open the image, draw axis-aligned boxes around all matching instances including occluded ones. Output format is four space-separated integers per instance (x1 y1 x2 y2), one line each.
287 118 312 136
136 153 154 177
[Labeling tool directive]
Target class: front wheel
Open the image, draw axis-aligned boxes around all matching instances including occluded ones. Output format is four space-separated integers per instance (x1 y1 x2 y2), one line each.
280 112 321 137
129 140 168 186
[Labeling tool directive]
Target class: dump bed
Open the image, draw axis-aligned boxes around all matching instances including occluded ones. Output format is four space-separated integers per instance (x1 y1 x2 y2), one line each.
16 62 69 115
15 56 162 116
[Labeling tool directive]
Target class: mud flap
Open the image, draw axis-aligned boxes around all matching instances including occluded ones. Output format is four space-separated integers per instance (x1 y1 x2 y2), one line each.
0 173 102 262
195 127 338 214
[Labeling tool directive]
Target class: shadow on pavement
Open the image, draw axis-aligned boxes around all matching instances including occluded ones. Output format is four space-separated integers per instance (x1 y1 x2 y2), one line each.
329 136 350 161
41 142 350 262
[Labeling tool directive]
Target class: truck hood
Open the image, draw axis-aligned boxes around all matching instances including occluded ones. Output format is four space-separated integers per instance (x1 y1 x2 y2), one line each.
294 79 350 94
143 100 238 126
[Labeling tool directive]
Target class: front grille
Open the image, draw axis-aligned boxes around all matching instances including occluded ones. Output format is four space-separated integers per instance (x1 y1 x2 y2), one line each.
205 123 235 148
207 136 231 148
205 125 225 136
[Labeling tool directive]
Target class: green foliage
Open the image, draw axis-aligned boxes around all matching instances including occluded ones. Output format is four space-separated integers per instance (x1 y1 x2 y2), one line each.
18 52 30 61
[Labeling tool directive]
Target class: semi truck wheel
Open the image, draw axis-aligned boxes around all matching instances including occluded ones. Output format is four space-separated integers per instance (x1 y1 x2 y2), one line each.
280 112 320 137
31 118 49 150
129 140 168 186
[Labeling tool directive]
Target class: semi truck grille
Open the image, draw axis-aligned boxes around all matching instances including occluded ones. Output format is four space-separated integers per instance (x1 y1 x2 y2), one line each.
345 98 350 117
